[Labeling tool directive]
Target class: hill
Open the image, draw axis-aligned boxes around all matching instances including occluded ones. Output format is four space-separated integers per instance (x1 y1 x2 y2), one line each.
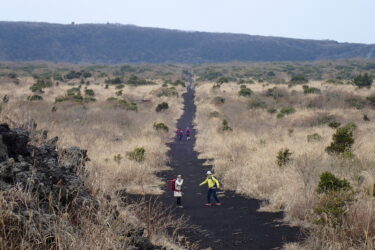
0 21 374 64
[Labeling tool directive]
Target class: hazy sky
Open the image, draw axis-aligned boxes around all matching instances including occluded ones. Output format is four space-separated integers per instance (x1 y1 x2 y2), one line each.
1 0 374 44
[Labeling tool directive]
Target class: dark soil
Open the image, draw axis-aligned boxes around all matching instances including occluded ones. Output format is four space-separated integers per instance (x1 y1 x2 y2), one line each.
157 87 303 249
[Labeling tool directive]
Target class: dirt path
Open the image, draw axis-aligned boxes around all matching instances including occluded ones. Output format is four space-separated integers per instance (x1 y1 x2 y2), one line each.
158 86 302 249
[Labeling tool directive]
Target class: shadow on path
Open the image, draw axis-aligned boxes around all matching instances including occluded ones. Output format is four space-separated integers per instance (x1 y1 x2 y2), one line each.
157 87 302 249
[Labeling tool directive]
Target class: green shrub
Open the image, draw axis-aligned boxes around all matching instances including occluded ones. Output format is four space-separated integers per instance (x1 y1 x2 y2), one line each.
354 73 373 88
157 87 178 97
65 70 82 79
366 94 375 105
279 107 296 115
307 133 323 142
314 190 354 226
127 147 146 162
155 102 169 112
290 75 308 84
105 77 123 84
345 96 366 109
317 172 351 194
265 87 288 99
116 90 122 96
153 122 169 132
53 73 63 81
248 98 267 109
85 89 95 96
277 113 285 119
363 114 370 121
217 76 229 84
238 87 253 97
51 106 57 112
27 95 43 101
30 79 52 93
328 121 341 129
222 119 232 131
267 108 277 114
127 75 155 85
212 96 225 105
115 84 125 89
2 95 9 103
8 73 17 79
107 97 137 111
105 84 109 89
276 148 293 167
303 85 321 94
326 123 356 155
113 154 123 165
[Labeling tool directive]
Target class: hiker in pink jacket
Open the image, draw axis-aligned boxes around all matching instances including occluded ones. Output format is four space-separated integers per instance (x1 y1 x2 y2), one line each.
185 127 191 140
176 128 183 141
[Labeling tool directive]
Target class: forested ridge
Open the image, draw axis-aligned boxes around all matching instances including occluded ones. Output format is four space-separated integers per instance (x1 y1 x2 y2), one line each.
0 21 374 63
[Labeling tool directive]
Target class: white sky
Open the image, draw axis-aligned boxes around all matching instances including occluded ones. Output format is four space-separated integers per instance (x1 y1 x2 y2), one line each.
1 0 374 44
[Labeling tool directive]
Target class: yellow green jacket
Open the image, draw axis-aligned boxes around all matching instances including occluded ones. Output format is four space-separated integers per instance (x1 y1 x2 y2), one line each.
200 176 220 188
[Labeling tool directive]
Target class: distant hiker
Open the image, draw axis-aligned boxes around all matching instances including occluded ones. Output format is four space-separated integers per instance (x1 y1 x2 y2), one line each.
199 171 221 206
185 127 191 140
170 175 184 208
176 128 183 141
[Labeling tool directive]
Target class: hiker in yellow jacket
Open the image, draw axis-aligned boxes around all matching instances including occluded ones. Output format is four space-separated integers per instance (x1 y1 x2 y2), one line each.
199 171 221 206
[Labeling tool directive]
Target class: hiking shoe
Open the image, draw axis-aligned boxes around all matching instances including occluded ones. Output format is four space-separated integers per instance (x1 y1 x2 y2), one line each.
215 203 222 206
204 203 212 206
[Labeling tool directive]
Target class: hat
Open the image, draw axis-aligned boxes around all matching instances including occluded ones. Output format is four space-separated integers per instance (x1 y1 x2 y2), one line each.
206 171 212 175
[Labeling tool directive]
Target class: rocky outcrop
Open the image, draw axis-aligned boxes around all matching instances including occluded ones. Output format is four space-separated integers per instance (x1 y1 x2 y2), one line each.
0 123 92 211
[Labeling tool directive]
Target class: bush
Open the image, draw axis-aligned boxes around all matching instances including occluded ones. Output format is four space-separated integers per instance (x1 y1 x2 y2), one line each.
326 123 356 155
85 89 95 97
217 76 229 84
209 111 220 118
366 94 375 105
328 121 341 129
156 87 178 97
345 96 366 109
238 87 253 97
8 72 17 79
314 190 354 226
265 87 288 99
307 133 323 142
303 85 321 94
279 107 296 115
290 75 308 84
116 90 122 96
30 79 52 93
317 172 352 194
354 73 373 88
155 102 169 112
107 97 137 111
115 84 125 89
127 75 155 86
363 114 370 121
222 119 232 131
65 70 82 79
105 77 123 84
127 147 146 162
27 95 43 101
2 95 9 103
153 122 169 132
248 98 267 109
212 96 225 105
276 148 293 167
267 108 277 114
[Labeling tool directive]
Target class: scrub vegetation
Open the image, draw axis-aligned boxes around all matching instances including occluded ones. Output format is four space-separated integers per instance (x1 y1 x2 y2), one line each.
194 69 375 249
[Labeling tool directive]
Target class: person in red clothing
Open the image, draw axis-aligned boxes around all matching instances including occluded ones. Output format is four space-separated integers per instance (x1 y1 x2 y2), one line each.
176 128 183 141
185 127 191 140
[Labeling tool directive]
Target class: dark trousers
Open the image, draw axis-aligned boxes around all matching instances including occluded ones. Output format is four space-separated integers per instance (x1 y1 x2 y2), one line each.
207 188 220 203
176 197 181 206
178 134 183 141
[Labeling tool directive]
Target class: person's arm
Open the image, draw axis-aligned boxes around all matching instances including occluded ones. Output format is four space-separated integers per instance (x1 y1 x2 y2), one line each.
213 177 220 188
199 178 208 186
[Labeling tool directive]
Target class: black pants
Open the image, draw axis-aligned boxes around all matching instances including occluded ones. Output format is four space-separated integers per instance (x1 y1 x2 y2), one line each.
207 188 220 203
176 197 181 206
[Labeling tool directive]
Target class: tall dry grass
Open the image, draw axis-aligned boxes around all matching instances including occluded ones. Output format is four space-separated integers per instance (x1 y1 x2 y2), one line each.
0 77 187 249
194 81 375 249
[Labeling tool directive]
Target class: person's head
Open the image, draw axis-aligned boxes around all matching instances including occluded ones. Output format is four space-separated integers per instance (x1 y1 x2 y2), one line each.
206 171 212 176
177 174 182 179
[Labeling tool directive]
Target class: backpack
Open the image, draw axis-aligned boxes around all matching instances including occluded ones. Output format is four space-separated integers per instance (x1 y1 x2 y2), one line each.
169 179 176 191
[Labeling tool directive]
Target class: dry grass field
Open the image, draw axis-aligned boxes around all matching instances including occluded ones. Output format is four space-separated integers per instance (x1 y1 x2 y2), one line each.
194 81 375 249
0 70 187 249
